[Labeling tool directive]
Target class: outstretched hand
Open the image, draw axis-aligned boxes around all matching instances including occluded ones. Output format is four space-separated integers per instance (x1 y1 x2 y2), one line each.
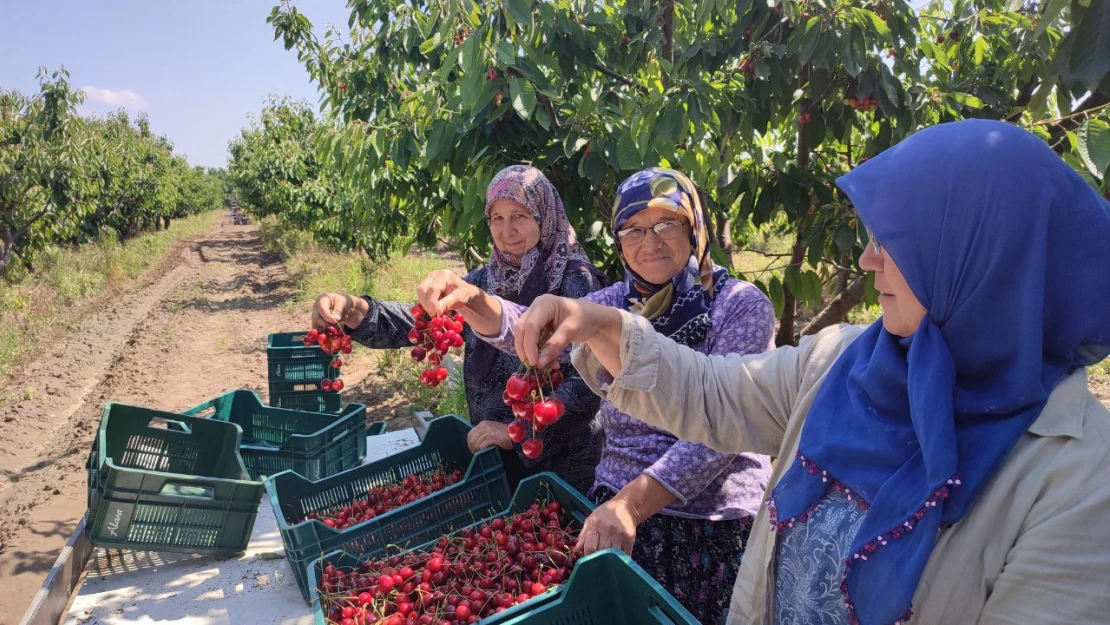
513 295 620 369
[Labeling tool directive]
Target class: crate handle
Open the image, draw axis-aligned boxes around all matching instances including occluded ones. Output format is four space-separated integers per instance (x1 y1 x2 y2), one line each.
647 605 679 625
330 426 353 442
148 416 193 434
158 481 216 500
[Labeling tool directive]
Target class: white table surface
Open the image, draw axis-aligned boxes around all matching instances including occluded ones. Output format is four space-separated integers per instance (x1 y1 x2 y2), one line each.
64 429 422 625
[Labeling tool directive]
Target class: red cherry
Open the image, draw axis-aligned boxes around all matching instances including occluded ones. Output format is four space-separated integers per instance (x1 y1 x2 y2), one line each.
332 379 345 391
522 438 543 459
411 304 426 317
505 375 530 401
408 329 422 344
307 329 320 341
533 401 560 426
412 347 427 362
331 358 343 368
321 379 334 392
433 367 449 382
341 344 353 354
548 369 564 389
511 402 534 422
507 421 527 443
453 313 466 325
454 605 472 620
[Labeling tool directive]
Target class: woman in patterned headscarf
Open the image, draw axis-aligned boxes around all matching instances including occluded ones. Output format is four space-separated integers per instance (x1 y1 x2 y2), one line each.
313 165 607 494
417 167 777 625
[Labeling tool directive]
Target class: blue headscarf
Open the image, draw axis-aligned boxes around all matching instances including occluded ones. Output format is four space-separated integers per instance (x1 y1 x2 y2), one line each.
612 167 729 345
770 120 1110 625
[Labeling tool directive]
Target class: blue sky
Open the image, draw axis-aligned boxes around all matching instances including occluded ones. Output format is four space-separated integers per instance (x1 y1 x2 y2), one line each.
0 1 352 168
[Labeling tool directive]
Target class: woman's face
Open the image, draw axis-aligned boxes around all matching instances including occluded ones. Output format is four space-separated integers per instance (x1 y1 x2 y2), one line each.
618 206 693 285
488 199 540 258
859 239 928 337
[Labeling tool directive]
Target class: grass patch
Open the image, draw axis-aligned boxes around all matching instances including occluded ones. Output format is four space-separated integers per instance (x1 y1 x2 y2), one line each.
1089 358 1110 380
0 212 219 378
259 218 469 417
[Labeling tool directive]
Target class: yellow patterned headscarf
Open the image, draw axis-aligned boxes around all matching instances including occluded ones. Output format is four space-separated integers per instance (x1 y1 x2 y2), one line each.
611 167 718 323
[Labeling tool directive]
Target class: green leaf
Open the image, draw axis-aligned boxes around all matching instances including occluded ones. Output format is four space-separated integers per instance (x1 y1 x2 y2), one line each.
798 17 823 64
1078 119 1110 180
695 0 714 28
768 275 785 316
1035 0 1069 38
972 36 989 66
616 131 641 170
950 93 984 109
506 0 533 29
418 32 442 56
509 78 536 120
860 9 890 37
496 41 517 66
564 133 589 158
473 77 504 112
1059 0 1110 92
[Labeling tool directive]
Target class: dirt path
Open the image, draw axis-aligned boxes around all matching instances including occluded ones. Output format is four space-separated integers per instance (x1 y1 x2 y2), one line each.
0 219 408 624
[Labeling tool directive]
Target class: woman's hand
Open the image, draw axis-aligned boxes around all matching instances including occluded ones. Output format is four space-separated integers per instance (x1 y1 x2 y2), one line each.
575 498 639 555
513 295 624 370
416 270 503 336
313 293 369 330
416 270 480 318
466 420 514 452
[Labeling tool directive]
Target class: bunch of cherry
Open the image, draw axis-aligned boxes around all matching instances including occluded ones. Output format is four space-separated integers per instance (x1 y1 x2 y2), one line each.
408 305 466 387
503 367 566 460
318 499 580 625
302 468 465 530
304 325 354 392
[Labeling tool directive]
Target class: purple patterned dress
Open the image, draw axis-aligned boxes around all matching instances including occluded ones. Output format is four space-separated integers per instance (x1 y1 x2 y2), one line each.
487 278 776 624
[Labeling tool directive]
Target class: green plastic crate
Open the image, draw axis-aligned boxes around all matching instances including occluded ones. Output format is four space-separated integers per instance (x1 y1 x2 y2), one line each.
266 415 511 602
269 380 343 413
306 473 605 624
85 403 265 555
267 332 342 382
268 331 333 363
483 549 699 625
181 389 382 480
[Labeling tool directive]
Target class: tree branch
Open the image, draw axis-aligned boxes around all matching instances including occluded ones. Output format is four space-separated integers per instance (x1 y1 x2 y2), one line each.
594 64 649 94
800 276 868 337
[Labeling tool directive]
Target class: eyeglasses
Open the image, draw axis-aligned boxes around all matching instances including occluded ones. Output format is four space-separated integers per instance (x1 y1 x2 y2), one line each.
864 226 881 254
616 219 687 245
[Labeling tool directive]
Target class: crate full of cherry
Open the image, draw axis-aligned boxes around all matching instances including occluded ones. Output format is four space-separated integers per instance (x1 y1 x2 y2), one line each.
266 416 512 602
308 473 624 625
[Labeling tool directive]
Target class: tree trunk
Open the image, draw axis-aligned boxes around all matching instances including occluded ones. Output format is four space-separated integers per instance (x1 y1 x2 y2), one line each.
163 216 172 230
775 225 807 346
712 212 734 257
776 64 813 346
0 228 14 275
800 276 867 337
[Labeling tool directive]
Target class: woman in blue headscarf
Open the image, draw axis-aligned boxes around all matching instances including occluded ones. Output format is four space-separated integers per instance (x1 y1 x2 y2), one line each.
511 120 1110 625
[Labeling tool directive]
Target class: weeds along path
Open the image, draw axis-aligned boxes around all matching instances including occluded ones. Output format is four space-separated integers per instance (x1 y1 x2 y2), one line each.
0 218 382 624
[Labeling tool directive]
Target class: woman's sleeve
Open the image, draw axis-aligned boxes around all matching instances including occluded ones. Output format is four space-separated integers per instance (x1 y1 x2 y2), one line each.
640 283 778 503
572 310 849 457
348 268 484 349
